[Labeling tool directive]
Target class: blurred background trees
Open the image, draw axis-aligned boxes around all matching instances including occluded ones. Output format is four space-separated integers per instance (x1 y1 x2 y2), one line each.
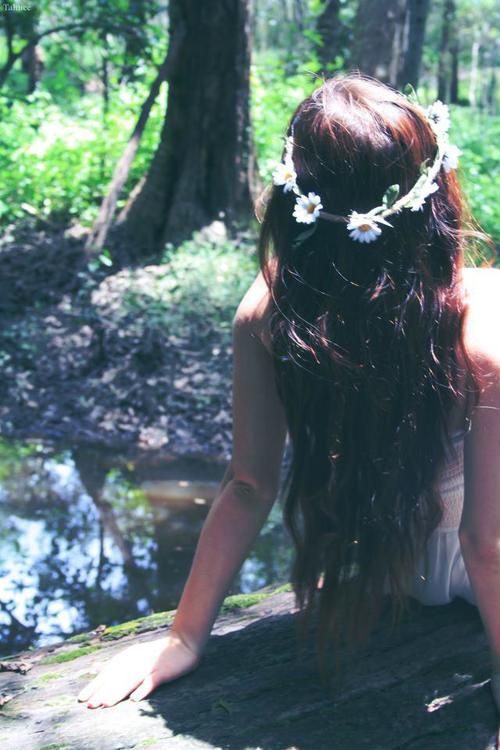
0 0 498 255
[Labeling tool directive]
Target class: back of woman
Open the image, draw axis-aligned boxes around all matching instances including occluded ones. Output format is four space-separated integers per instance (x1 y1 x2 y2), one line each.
259 75 481 650
79 75 500 714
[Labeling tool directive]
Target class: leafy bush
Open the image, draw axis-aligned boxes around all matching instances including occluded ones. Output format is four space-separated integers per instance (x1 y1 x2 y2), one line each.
449 106 500 245
119 236 258 332
0 83 166 228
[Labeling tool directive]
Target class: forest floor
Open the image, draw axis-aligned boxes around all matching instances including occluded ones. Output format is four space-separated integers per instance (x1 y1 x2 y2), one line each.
0 222 257 460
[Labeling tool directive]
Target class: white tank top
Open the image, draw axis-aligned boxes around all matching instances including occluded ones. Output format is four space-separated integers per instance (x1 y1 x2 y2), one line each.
409 434 475 606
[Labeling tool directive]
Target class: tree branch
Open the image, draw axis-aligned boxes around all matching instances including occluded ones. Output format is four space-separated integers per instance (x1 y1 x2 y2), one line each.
0 20 142 89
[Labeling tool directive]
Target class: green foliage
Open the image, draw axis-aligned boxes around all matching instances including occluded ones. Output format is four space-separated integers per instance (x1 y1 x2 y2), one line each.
0 7 497 248
0 82 166 228
449 106 500 245
119 236 258 333
252 51 317 184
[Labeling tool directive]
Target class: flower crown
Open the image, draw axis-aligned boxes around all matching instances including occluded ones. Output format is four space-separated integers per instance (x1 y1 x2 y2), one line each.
272 100 461 244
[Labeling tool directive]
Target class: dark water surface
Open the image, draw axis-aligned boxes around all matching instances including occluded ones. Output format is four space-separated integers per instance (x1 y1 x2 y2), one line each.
0 440 292 657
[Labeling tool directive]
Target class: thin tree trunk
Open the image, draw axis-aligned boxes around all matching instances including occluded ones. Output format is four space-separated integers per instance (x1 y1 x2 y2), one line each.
398 0 431 89
316 0 342 72
86 51 172 254
121 0 147 81
485 69 497 114
117 0 256 257
21 46 43 93
292 0 307 31
1 9 16 88
350 0 408 87
450 39 459 103
18 8 41 94
469 35 480 107
437 0 456 102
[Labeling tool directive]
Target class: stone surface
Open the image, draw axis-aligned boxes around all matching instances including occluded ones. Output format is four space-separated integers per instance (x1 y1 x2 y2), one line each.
0 589 498 750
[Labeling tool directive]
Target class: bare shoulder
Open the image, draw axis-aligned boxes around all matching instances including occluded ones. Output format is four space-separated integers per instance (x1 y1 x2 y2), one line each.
462 267 500 373
233 269 273 348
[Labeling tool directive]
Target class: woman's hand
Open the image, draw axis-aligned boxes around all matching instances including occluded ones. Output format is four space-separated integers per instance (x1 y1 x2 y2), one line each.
77 630 201 708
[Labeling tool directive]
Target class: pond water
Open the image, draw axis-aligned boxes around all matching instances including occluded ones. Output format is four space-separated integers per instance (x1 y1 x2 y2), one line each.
0 440 292 658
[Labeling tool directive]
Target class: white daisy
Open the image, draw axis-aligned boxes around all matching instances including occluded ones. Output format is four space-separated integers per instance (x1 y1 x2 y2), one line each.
293 192 323 224
442 143 462 173
272 161 297 193
346 212 383 243
409 180 439 211
426 101 451 136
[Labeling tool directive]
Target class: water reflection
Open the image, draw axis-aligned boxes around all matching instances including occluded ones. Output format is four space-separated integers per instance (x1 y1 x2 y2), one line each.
0 440 292 657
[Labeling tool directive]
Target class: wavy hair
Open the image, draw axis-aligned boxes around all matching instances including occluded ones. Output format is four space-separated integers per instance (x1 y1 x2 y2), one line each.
259 75 480 658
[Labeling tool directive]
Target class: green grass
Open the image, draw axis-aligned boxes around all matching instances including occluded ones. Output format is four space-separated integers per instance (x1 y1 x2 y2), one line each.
105 236 258 336
40 645 101 665
35 671 64 683
65 633 92 645
219 592 269 614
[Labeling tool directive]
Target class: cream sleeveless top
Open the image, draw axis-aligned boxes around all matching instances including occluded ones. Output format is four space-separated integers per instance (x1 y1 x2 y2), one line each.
409 433 475 606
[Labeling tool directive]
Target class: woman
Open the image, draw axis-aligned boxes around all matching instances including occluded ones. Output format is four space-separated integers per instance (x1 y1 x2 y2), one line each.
78 76 500 710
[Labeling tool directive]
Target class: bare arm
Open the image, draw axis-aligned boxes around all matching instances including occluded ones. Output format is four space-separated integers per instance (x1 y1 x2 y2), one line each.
459 351 500 705
78 274 286 707
171 299 287 654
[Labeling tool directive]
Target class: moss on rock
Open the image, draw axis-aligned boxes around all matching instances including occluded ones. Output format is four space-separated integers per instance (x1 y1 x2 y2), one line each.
41 645 101 665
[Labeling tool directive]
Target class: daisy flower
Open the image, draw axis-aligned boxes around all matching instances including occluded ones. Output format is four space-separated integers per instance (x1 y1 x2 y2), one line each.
426 101 451 136
293 192 323 224
272 160 297 193
442 143 462 173
347 212 384 243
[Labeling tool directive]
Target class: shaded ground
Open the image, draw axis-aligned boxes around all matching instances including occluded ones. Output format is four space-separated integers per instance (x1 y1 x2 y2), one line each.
0 587 498 750
0 224 257 460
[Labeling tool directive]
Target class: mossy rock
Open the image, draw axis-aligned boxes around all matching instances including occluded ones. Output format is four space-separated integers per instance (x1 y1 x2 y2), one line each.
40 645 101 665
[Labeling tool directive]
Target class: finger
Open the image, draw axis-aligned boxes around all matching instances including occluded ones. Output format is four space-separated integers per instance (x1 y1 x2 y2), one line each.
129 672 159 702
77 660 119 702
88 673 145 709
78 676 106 703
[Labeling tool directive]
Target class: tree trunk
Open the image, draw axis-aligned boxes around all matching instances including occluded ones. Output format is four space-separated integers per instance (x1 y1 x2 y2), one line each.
468 34 480 107
316 0 342 72
116 0 256 258
20 45 43 94
485 69 497 114
450 39 459 103
398 0 431 89
437 0 456 102
86 51 171 254
121 0 148 81
350 0 408 87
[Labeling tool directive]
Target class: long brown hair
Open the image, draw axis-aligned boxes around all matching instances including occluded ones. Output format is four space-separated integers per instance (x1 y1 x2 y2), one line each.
259 75 479 658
